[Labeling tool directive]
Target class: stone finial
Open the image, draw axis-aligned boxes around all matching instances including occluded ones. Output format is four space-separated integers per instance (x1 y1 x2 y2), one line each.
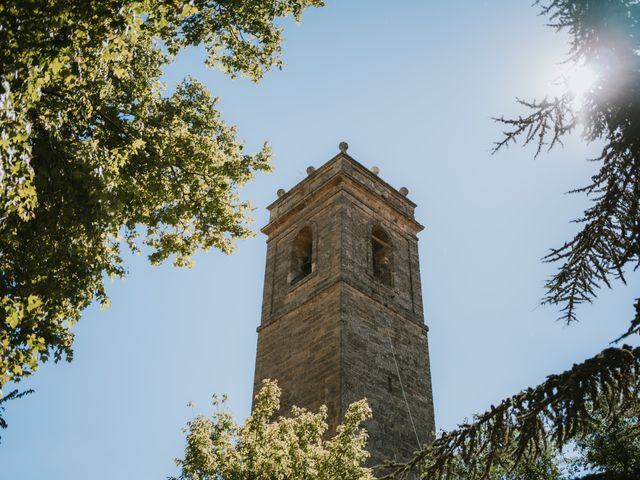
339 141 349 153
399 187 409 196
306 166 316 175
277 188 285 197
371 166 380 175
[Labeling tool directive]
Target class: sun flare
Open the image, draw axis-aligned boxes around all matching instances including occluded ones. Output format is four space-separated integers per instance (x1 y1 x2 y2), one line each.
566 63 600 107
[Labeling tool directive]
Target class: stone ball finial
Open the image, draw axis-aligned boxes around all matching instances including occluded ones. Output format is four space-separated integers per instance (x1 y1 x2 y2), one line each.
306 166 316 175
399 187 409 196
339 141 349 153
277 188 285 197
371 166 380 175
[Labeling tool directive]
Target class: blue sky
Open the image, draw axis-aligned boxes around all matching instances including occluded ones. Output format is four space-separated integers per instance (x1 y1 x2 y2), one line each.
2 2 639 479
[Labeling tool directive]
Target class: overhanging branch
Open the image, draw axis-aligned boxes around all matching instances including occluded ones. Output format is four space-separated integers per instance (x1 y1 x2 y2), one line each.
385 345 640 480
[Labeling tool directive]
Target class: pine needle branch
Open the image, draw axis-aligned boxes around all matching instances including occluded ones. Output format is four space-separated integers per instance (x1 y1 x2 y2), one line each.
384 346 640 480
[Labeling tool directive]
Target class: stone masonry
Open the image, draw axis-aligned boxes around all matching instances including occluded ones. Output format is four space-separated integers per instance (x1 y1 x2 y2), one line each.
253 145 435 468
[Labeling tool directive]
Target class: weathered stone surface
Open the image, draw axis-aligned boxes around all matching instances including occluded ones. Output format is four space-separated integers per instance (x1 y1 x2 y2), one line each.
253 151 435 468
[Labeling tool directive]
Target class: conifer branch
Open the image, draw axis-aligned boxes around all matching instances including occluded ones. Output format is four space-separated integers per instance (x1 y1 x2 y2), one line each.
385 346 640 480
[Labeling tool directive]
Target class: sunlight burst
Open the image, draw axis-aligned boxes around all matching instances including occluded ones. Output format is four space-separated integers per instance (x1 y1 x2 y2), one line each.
565 63 600 108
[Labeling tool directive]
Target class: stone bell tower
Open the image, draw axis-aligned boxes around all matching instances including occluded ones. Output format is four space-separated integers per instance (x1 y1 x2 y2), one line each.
253 143 435 467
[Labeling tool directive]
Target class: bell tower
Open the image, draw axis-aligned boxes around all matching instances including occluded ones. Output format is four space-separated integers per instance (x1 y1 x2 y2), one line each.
253 143 435 467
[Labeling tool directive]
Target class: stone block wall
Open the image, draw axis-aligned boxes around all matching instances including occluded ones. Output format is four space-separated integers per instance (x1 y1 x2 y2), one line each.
253 283 343 432
341 285 435 466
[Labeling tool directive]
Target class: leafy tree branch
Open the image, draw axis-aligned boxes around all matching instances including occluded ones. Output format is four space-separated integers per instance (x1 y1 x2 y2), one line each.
0 0 323 432
173 380 373 480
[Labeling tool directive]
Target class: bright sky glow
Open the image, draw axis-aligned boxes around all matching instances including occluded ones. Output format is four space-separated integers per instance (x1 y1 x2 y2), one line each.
566 62 600 108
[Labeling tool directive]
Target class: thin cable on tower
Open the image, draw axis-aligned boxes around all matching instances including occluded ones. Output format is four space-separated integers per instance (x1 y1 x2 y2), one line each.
383 309 422 450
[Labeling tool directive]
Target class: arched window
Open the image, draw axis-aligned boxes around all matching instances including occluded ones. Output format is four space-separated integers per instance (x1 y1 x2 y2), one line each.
372 226 392 286
290 226 313 284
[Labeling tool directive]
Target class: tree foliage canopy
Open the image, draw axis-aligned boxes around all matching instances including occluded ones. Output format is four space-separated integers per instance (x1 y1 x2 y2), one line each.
173 380 373 480
390 1 640 478
0 0 322 396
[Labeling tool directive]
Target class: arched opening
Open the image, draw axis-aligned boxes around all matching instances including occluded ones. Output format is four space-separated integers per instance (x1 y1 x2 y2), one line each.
372 226 392 286
290 226 313 284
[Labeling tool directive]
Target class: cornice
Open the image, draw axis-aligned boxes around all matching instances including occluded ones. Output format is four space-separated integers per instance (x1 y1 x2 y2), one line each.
262 152 423 236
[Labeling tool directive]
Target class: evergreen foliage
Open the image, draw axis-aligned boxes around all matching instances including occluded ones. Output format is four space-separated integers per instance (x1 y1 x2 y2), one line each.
391 1 640 478
494 0 640 334
0 0 322 411
569 399 640 478
386 346 639 480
